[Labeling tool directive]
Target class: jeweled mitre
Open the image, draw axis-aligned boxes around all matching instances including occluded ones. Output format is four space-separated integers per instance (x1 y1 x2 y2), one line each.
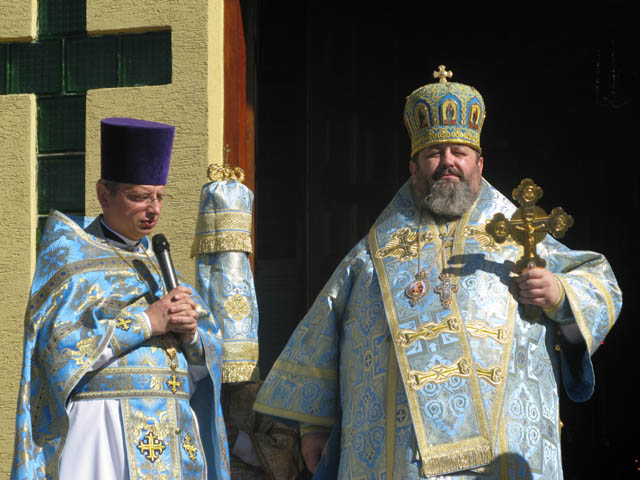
404 66 486 156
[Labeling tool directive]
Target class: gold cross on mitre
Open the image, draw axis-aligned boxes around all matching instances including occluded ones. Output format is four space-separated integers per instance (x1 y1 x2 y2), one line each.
485 178 574 273
433 65 453 83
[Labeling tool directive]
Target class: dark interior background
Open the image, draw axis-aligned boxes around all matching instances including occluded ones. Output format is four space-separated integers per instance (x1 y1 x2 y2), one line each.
251 3 638 478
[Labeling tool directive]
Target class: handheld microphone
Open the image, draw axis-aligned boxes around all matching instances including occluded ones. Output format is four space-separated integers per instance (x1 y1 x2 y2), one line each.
152 234 178 291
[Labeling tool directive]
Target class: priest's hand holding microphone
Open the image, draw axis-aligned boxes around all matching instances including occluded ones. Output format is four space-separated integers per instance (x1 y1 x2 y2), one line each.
145 234 199 344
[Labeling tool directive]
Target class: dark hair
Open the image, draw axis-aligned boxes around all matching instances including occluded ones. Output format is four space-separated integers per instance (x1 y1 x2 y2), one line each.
97 178 121 196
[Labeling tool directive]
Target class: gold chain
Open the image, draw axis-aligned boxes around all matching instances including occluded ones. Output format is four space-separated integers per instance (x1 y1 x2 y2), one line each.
406 210 456 306
416 209 456 278
439 221 457 270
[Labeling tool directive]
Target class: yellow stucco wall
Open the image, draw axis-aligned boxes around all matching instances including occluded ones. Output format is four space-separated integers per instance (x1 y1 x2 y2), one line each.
85 0 224 283
0 0 36 41
0 0 38 473
0 0 224 475
0 95 37 476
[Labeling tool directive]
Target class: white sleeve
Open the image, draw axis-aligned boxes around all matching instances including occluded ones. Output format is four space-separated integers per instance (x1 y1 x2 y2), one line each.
232 430 262 468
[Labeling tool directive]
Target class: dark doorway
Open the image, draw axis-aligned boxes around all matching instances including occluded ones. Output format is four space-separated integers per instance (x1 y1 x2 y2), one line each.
253 3 638 479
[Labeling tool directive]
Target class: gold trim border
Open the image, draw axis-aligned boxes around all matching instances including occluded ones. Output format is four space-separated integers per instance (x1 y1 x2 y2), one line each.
370 225 493 477
252 402 336 428
556 272 615 354
270 359 338 380
222 340 259 361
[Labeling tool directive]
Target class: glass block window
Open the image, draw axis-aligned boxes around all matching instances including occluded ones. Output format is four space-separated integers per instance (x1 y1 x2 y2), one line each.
0 0 172 251
38 0 86 38
119 31 172 87
66 36 118 92
8 40 63 94
0 45 6 94
37 95 86 153
37 155 85 214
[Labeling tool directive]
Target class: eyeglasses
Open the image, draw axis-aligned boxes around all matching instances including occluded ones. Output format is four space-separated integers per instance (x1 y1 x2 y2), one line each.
122 191 172 205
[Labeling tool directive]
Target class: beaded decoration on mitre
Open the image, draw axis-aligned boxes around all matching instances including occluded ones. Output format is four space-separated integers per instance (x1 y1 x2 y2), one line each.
404 65 486 157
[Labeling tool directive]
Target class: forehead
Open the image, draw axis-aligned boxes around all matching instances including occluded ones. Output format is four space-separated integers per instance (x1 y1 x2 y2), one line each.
421 143 476 154
120 183 165 192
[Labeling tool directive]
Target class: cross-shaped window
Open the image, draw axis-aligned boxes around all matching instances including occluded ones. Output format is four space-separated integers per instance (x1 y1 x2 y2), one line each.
0 0 172 248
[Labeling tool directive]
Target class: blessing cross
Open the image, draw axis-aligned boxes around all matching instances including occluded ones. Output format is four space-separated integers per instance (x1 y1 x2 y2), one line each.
137 429 167 463
433 65 453 83
434 272 458 308
485 178 574 273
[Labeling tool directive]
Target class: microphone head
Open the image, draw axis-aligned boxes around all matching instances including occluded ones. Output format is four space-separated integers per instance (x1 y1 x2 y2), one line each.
152 233 170 253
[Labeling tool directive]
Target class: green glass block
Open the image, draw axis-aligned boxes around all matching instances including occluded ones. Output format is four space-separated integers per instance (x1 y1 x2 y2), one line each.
119 31 171 87
0 44 6 94
38 155 85 214
38 0 86 38
8 40 62 94
37 95 86 153
66 36 117 93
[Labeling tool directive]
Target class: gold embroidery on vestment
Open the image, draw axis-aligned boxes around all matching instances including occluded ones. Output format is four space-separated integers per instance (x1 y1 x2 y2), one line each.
137 429 167 463
374 227 434 261
60 336 100 366
476 365 504 385
166 375 181 394
224 294 251 321
466 321 509 343
397 317 460 347
116 316 133 331
408 358 471 390
182 434 198 462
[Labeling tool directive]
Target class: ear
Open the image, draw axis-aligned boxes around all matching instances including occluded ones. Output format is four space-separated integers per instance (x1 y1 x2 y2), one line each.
96 182 110 210
409 159 418 178
477 155 484 176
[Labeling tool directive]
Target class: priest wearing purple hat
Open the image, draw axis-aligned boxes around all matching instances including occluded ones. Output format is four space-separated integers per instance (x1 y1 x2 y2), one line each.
11 118 230 480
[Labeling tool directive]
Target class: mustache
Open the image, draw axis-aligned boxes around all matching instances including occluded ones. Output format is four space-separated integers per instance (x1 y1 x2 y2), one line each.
432 166 463 181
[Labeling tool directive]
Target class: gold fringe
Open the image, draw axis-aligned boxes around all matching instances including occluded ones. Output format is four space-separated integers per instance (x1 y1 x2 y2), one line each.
222 362 260 383
190 232 252 256
420 443 493 477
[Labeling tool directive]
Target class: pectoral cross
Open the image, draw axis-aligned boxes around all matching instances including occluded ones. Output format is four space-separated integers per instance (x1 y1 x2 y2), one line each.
434 273 458 308
486 178 574 273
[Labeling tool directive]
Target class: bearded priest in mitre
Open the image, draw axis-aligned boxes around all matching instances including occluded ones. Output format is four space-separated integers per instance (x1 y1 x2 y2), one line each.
254 68 622 479
11 118 230 480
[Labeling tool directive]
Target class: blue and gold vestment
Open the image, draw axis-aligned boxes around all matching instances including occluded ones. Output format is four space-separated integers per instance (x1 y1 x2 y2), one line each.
191 178 260 383
254 180 621 479
11 211 230 480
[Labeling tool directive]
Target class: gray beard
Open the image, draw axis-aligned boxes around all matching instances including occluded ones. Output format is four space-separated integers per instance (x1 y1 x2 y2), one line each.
423 179 478 218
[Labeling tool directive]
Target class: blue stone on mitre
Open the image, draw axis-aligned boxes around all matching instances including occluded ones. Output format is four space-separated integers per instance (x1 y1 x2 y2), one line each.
101 117 175 185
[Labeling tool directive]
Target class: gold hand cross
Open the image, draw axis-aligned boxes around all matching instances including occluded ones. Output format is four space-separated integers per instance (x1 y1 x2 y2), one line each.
485 178 574 273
